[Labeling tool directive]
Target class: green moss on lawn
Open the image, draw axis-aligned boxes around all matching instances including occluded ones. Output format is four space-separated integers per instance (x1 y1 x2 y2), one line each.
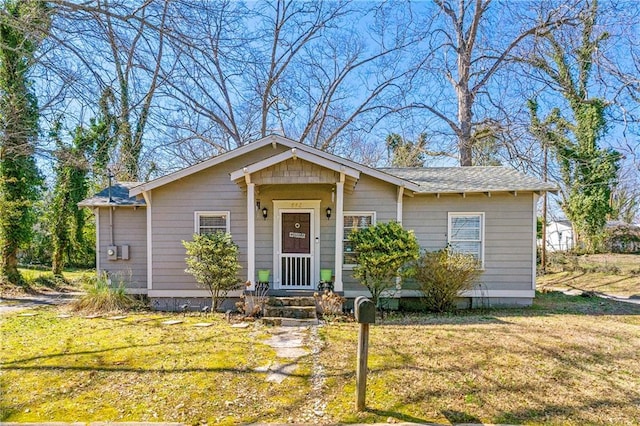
0 309 309 423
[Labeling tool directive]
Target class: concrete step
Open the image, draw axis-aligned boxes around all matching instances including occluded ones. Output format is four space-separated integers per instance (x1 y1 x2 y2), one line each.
263 305 317 319
267 296 316 307
261 316 319 327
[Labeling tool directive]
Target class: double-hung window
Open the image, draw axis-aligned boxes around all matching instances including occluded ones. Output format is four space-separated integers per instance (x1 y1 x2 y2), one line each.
194 211 230 235
343 212 375 266
448 213 484 267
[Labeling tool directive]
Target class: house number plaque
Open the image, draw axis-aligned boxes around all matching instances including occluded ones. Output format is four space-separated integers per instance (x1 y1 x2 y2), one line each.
289 232 306 239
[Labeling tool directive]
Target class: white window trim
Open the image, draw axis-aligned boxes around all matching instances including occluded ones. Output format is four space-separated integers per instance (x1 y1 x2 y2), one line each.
342 211 376 269
194 211 231 235
447 212 485 269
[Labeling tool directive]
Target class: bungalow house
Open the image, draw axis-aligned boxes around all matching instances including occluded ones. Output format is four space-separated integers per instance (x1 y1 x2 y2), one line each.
79 135 557 309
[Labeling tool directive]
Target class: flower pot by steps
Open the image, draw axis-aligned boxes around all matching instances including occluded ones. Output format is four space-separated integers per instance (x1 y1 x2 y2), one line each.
258 270 270 283
320 269 332 282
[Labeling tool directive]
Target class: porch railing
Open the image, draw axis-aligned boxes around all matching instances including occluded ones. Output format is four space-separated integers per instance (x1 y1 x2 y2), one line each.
280 254 312 288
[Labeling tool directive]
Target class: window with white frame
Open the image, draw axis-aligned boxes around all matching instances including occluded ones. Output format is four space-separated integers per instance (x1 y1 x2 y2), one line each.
448 213 484 266
194 211 230 235
343 212 375 265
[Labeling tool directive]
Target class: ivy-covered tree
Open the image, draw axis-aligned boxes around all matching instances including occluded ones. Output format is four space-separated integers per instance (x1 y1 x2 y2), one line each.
526 0 620 252
0 0 48 285
48 121 94 276
348 221 419 307
183 232 242 311
386 133 427 167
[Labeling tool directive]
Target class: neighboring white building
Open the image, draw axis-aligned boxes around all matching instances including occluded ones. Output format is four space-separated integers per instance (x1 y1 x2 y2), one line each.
544 220 574 251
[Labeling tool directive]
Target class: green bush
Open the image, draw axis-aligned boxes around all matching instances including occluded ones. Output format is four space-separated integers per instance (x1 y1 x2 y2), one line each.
72 271 137 313
349 221 419 306
413 248 482 313
183 232 242 311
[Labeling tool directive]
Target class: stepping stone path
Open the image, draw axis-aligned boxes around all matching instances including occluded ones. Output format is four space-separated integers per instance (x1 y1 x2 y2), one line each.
161 320 183 325
260 327 310 384
231 322 250 328
193 322 214 327
259 324 329 423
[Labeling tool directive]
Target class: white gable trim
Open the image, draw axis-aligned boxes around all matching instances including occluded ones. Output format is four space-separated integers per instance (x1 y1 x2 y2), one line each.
130 135 282 196
229 148 360 182
130 134 420 196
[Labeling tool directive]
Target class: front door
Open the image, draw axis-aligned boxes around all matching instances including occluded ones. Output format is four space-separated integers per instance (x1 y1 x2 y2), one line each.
280 211 314 288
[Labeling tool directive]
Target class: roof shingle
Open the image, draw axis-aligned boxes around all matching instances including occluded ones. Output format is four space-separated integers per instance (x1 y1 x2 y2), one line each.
78 182 145 207
379 167 558 194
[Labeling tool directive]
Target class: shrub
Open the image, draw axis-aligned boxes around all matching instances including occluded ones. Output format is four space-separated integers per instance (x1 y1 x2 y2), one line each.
236 281 269 317
349 221 419 307
183 232 242 311
72 271 137 313
314 290 345 320
413 248 482 313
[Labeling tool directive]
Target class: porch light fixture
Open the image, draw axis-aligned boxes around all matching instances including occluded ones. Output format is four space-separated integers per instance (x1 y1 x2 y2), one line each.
326 206 332 220
262 207 268 220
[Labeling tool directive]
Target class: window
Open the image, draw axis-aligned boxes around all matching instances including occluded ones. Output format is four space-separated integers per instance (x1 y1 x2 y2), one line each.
448 213 484 266
194 211 230 235
343 212 375 265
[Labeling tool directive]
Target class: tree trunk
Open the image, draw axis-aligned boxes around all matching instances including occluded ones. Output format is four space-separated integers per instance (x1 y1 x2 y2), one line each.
458 89 474 166
52 249 64 276
0 247 22 286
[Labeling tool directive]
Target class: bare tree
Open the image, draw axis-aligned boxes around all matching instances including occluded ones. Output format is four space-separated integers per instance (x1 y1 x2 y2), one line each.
409 0 578 166
40 0 172 181
157 1 424 164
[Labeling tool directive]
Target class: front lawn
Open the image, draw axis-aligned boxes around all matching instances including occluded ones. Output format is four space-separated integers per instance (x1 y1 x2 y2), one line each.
0 312 306 424
320 292 640 425
2 293 640 425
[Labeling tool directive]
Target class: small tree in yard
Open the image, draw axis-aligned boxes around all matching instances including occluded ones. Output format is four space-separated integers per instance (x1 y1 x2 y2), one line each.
413 248 482 313
183 232 241 311
349 221 419 307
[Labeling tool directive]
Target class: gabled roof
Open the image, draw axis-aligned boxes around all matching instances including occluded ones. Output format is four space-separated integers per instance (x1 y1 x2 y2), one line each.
229 147 360 181
130 135 422 196
78 182 145 207
380 167 558 194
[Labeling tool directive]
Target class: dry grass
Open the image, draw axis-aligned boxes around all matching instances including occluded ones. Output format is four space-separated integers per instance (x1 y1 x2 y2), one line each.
1 268 89 296
2 292 640 425
319 293 640 425
539 253 640 297
70 272 138 314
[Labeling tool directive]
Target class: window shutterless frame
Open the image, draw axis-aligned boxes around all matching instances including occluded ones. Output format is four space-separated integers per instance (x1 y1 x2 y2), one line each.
447 212 485 269
194 211 230 235
342 211 376 267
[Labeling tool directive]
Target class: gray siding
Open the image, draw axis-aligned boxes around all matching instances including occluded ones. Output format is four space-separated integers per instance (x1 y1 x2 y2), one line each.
151 144 289 290
98 207 147 289
342 175 399 292
402 192 535 292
